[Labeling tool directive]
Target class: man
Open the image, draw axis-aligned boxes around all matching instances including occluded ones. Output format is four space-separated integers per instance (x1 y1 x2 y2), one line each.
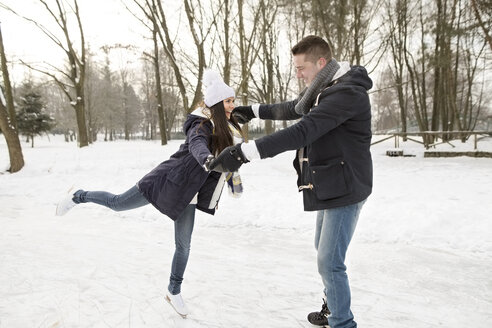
210 35 372 328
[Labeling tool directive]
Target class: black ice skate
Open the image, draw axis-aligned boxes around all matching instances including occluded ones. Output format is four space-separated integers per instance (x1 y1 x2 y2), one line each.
307 298 331 327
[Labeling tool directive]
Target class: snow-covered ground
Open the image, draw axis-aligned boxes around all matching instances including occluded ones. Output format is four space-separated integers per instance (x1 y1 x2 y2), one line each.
1 134 491 328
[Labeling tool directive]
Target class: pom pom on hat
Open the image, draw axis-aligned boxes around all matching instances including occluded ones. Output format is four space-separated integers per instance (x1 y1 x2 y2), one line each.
203 69 235 107
203 69 222 88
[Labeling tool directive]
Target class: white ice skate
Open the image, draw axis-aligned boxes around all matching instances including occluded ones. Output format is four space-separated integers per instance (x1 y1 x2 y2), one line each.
56 188 76 216
165 291 188 318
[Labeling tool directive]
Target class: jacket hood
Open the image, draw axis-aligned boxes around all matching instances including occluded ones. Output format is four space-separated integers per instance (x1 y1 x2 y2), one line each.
338 66 373 91
183 107 211 134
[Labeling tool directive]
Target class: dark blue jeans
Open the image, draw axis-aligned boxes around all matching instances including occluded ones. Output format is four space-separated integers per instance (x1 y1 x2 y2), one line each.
74 186 196 295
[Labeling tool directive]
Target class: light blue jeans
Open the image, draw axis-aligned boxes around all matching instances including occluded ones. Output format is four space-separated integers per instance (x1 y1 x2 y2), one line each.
73 186 196 295
314 200 366 328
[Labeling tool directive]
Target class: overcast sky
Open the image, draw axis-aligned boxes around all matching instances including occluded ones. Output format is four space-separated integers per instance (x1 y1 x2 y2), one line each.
1 0 154 82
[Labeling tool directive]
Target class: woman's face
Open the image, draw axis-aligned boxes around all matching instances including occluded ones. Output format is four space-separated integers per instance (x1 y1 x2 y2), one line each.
223 97 235 119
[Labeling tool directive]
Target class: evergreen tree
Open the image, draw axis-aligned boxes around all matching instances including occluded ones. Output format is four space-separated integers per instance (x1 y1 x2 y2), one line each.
16 83 54 148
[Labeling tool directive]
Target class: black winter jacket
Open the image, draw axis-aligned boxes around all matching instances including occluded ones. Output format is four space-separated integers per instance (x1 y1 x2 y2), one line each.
137 109 223 220
255 66 373 210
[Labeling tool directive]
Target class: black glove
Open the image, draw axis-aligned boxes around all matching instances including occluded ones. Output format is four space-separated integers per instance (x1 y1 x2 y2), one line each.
232 105 255 124
209 144 249 173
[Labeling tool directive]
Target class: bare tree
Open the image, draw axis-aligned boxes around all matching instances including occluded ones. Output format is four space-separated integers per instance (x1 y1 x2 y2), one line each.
371 69 400 132
150 21 167 144
121 2 169 144
385 0 409 138
84 50 104 143
39 80 77 141
429 0 487 140
133 0 216 114
105 44 142 141
0 23 24 172
140 56 159 140
453 0 489 137
209 0 233 84
250 0 279 135
99 48 120 142
0 24 17 130
2 0 89 147
237 0 264 139
470 0 492 52
377 0 490 147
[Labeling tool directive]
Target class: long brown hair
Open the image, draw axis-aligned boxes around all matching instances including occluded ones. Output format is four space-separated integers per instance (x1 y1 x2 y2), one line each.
200 101 243 155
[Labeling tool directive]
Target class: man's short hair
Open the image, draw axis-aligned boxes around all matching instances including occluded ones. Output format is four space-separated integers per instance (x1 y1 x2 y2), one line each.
291 35 332 63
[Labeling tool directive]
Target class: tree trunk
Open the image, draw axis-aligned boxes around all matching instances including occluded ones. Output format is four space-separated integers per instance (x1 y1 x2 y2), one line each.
74 98 89 147
0 102 24 172
388 0 408 139
238 0 249 140
261 0 275 136
152 23 167 145
0 24 18 130
0 24 24 172
431 0 443 133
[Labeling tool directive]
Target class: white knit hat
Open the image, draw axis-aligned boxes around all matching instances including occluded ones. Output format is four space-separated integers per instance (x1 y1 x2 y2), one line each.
203 69 235 107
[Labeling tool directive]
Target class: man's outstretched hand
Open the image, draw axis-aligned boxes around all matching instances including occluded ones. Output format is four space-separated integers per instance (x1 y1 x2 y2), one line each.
209 144 249 172
232 106 255 124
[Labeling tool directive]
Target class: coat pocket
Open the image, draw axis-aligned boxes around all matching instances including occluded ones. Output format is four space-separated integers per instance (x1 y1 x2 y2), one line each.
309 159 353 200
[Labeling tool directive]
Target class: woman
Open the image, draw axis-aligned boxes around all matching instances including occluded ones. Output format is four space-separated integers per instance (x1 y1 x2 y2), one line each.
55 70 244 318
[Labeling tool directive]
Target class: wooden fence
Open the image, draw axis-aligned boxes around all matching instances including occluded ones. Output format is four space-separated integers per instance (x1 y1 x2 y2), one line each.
371 131 492 150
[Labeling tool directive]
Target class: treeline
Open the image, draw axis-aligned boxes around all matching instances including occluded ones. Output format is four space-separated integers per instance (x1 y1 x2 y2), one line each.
373 0 491 146
0 0 491 171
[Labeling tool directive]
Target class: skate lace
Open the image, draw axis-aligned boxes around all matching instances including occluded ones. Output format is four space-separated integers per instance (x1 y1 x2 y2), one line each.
321 301 330 315
311 311 327 321
309 299 330 321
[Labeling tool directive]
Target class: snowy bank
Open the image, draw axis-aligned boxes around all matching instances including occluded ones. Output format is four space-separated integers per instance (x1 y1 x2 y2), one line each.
1 135 491 327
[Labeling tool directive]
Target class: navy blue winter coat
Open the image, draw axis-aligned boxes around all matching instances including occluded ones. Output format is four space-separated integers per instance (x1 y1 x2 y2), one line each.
137 109 223 220
255 66 373 210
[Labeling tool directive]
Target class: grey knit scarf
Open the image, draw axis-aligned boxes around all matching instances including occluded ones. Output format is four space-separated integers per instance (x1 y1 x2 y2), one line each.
295 58 340 115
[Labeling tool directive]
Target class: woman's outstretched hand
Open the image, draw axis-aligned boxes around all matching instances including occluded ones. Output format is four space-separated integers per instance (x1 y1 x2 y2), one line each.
209 144 249 173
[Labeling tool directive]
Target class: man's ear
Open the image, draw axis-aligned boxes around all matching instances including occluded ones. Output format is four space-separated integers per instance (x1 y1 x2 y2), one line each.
317 57 327 69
